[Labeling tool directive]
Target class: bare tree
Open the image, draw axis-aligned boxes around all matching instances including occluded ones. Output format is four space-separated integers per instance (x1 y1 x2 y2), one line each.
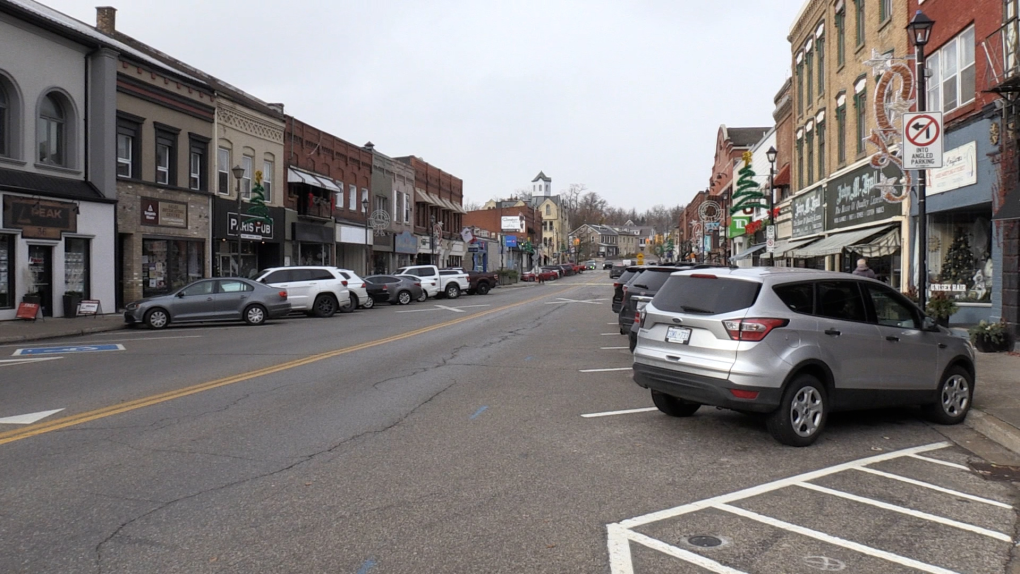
463 199 483 212
575 191 608 226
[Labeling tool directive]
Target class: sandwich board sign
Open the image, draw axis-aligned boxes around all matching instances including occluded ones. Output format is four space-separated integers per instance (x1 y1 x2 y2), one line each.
903 112 943 169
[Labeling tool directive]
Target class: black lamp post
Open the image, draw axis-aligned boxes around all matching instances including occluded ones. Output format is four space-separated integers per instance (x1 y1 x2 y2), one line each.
766 146 778 266
231 164 245 277
908 9 935 311
430 214 436 265
362 197 370 275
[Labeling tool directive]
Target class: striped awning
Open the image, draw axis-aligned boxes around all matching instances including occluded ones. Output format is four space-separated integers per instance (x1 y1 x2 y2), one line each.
849 228 901 257
791 225 896 258
415 189 438 205
287 167 341 192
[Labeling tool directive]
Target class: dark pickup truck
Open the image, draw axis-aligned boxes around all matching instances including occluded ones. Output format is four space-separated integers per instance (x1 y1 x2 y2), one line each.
446 269 499 295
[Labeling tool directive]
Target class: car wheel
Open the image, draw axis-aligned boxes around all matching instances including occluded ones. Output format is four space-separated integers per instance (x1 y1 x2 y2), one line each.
313 294 337 318
397 290 412 305
416 291 428 303
244 304 267 325
767 374 827 447
921 366 973 425
629 332 637 352
620 326 627 335
651 390 700 417
476 282 490 295
340 295 357 313
361 295 375 309
145 308 169 330
445 284 461 299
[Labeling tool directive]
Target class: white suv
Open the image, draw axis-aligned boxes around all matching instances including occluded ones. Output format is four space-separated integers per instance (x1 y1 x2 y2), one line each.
255 267 351 318
332 269 373 310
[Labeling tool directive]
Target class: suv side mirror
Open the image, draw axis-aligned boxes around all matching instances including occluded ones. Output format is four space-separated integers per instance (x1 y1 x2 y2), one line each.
922 316 940 332
176 291 187 298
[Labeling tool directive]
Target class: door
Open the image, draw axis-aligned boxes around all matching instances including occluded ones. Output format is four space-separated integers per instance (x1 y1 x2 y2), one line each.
27 245 53 317
812 281 884 393
283 269 317 310
214 279 254 320
172 280 218 321
863 284 940 392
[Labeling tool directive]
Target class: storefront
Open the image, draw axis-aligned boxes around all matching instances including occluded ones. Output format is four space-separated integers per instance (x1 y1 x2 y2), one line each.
336 221 371 275
372 231 393 274
415 234 436 265
394 231 417 269
213 197 285 278
914 119 1000 325
293 222 334 267
1 187 116 319
448 240 466 269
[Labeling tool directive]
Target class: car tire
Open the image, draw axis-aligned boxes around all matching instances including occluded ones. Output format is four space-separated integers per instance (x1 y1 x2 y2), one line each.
445 284 461 299
340 295 357 313
476 282 490 295
651 390 700 417
397 291 412 305
361 295 375 309
921 366 973 425
767 374 827 447
416 291 428 303
145 308 169 330
244 304 267 325
313 294 337 318
620 326 627 335
629 332 637 352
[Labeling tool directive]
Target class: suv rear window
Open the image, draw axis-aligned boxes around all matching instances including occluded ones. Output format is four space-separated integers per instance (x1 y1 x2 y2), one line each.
654 276 761 315
628 269 674 291
618 270 639 284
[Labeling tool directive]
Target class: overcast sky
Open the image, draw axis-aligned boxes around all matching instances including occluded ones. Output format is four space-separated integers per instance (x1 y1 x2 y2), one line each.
46 0 804 211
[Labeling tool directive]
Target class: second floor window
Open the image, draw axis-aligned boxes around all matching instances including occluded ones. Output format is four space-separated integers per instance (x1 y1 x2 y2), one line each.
854 91 867 155
117 133 133 178
0 86 7 157
38 94 65 166
854 0 864 47
188 139 206 191
927 27 976 113
817 37 825 95
806 50 814 103
217 148 230 194
836 10 845 67
806 131 815 185
797 137 804 189
155 131 176 186
836 104 847 164
241 155 253 199
263 160 274 202
880 0 891 23
817 121 826 176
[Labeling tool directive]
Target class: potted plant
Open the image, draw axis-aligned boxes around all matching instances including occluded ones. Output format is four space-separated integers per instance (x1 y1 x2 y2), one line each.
63 290 83 318
969 320 1012 353
21 267 41 306
925 292 958 327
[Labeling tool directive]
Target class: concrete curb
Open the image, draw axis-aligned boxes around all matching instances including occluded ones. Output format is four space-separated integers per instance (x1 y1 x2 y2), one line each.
0 323 126 345
966 409 1020 457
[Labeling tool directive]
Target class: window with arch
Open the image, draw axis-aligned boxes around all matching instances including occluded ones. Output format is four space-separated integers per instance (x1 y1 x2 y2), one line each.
545 204 551 216
38 93 66 166
0 83 7 157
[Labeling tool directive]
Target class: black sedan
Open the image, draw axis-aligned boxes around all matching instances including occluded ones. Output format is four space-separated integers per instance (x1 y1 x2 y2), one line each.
124 278 291 329
365 275 424 305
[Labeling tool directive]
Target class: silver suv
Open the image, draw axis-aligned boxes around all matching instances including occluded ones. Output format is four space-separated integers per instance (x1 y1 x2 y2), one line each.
632 268 975 446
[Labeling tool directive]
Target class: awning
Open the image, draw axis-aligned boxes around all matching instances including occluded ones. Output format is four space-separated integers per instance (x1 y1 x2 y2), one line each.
439 198 459 212
773 163 791 187
416 189 438 205
790 225 896 258
427 193 444 206
729 243 766 262
849 227 900 257
764 236 819 258
287 167 341 192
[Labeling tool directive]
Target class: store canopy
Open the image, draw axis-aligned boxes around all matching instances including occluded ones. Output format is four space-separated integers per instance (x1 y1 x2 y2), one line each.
427 193 444 206
287 167 341 192
790 225 896 258
761 237 817 258
849 228 900 257
729 243 766 262
415 189 438 205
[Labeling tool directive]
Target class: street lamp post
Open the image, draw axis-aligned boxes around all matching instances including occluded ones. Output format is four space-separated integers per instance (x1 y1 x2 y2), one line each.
232 164 245 277
430 214 436 266
363 198 370 275
908 10 935 311
766 146 777 267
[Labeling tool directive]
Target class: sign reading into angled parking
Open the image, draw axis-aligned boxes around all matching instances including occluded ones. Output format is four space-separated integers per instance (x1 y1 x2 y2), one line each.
13 344 125 356
903 112 943 169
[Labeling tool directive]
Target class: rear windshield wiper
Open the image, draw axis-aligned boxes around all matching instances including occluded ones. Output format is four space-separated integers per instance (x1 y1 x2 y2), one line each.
680 305 713 314
632 284 649 289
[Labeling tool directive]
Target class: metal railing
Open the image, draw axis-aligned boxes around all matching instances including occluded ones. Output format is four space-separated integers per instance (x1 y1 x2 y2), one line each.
984 18 1020 92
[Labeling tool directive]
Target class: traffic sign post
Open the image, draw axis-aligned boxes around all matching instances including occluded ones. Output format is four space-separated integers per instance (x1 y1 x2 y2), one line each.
766 224 776 254
903 112 943 169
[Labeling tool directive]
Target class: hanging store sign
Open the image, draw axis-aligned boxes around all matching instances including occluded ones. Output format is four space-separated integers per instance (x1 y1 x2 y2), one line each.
792 188 824 238
228 212 275 240
140 197 188 228
826 164 900 230
3 196 77 239
929 141 977 195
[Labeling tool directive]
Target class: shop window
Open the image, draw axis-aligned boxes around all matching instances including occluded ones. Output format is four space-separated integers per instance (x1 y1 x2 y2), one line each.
216 241 257 279
0 234 12 309
930 213 993 303
299 243 331 266
64 238 90 299
142 239 204 297
926 27 976 114
38 93 66 166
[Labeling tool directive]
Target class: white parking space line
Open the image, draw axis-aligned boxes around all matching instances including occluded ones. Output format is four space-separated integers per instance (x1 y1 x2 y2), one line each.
716 504 957 574
396 304 491 314
600 333 619 336
579 367 632 373
600 346 628 350
0 335 203 348
908 453 971 471
855 467 1012 509
795 482 1012 542
434 305 465 313
0 357 64 367
582 407 657 418
545 297 606 305
607 442 1011 574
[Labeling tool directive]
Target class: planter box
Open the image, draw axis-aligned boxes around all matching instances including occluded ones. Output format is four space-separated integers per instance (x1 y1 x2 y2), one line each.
63 294 83 318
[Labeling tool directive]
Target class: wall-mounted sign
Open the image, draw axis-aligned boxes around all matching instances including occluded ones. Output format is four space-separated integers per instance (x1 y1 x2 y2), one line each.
140 197 188 228
501 215 525 232
504 235 518 248
792 188 824 238
826 164 900 230
228 212 274 240
930 141 977 195
395 231 418 254
3 196 77 239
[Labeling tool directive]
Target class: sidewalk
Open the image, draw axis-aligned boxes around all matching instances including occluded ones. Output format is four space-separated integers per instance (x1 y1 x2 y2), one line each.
0 314 126 345
970 350 1020 455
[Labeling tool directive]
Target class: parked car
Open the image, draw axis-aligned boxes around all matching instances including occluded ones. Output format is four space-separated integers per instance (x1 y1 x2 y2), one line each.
365 275 424 305
541 266 563 278
609 262 627 278
124 278 291 329
611 265 645 314
332 268 374 310
603 261 614 270
447 269 498 295
556 264 575 277
255 266 351 318
632 268 976 447
618 266 682 335
397 265 469 299
585 260 597 270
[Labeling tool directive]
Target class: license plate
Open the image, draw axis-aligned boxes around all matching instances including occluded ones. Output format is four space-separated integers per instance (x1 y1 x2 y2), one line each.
665 326 691 344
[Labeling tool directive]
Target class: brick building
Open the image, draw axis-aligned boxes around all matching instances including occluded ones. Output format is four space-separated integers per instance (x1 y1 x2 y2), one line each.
705 125 769 264
464 200 537 271
395 156 465 267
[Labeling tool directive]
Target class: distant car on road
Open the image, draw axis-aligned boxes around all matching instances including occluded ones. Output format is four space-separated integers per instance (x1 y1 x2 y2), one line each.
609 262 627 278
365 275 424 305
603 261 613 270
124 278 290 329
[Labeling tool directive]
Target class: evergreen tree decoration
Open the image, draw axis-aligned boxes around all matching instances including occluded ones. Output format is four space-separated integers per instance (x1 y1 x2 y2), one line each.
729 151 766 216
246 170 271 224
940 230 975 287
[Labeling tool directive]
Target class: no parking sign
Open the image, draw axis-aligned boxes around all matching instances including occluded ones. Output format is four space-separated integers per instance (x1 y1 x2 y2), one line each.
903 112 943 169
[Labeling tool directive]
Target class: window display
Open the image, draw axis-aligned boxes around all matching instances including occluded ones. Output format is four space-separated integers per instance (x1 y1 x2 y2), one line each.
142 239 204 296
930 213 992 303
299 243 330 266
0 234 11 309
64 238 89 298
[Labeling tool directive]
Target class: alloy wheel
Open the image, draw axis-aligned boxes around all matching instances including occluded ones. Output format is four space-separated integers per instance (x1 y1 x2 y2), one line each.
790 387 823 437
941 375 970 416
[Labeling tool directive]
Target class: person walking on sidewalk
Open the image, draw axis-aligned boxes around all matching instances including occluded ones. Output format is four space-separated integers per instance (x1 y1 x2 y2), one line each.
851 258 876 279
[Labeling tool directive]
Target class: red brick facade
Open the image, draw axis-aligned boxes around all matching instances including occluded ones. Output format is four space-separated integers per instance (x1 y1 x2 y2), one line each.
395 156 463 240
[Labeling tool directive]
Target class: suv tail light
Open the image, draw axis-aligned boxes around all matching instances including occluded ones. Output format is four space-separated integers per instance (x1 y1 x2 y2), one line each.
279 291 288 299
341 280 348 286
723 318 788 341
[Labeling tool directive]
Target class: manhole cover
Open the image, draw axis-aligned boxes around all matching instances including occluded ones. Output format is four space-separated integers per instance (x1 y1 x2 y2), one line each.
687 535 723 548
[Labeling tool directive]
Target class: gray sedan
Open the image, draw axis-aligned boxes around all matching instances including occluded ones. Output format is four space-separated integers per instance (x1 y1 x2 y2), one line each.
365 275 425 305
124 278 291 329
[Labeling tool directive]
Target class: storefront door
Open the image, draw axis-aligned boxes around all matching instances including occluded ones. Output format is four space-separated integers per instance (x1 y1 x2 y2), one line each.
28 245 53 316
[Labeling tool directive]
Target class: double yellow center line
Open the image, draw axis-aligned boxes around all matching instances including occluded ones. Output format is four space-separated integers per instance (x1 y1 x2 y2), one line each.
0 288 571 447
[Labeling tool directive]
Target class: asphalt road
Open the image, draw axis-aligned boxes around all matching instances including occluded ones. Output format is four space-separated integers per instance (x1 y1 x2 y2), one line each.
1 272 1017 573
